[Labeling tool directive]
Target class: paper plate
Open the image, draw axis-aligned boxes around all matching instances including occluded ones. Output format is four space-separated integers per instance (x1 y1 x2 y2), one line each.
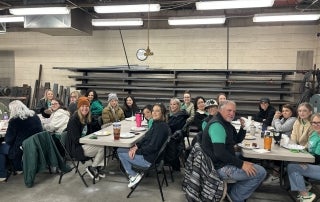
130 127 146 132
94 131 111 136
125 117 135 121
120 133 135 139
245 135 256 140
238 143 259 150
282 144 305 150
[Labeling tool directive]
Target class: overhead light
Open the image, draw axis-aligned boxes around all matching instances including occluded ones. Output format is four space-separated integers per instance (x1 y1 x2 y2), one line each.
253 13 320 22
92 18 143 26
9 7 70 15
94 4 160 13
196 0 274 10
168 16 226 25
0 15 24 23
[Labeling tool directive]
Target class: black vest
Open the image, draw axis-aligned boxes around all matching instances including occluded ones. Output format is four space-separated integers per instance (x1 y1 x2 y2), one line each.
201 113 237 168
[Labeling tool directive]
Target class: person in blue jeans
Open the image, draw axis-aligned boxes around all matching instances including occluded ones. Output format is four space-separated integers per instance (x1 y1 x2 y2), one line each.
0 100 43 181
287 113 320 202
117 103 170 188
201 100 266 202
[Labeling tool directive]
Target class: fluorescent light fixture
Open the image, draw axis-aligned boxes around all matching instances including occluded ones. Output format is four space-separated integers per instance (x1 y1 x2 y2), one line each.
0 15 24 23
253 13 320 22
92 18 143 26
196 0 274 10
9 7 70 15
94 4 160 13
168 16 226 25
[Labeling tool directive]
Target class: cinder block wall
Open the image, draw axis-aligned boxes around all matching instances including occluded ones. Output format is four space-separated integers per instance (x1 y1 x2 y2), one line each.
0 25 318 89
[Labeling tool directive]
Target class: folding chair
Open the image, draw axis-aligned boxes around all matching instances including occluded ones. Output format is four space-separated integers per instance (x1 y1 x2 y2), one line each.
22 131 70 187
164 129 185 182
126 136 171 202
58 131 91 187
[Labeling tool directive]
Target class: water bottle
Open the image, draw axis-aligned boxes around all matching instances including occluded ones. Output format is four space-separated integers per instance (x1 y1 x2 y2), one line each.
3 112 8 120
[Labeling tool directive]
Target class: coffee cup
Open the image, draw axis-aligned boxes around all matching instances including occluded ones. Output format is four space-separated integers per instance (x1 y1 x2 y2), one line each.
113 122 121 140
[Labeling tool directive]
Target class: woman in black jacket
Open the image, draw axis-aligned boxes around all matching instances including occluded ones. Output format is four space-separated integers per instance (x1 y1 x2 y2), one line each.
117 103 170 188
65 97 105 181
0 100 43 181
122 95 140 118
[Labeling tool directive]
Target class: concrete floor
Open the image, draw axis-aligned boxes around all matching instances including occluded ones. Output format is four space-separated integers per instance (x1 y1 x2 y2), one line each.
0 157 303 202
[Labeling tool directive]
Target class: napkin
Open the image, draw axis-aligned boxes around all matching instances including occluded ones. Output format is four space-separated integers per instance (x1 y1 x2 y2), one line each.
240 117 252 131
252 149 270 153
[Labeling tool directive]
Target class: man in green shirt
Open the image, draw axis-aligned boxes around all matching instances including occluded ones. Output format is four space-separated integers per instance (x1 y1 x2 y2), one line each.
201 100 266 202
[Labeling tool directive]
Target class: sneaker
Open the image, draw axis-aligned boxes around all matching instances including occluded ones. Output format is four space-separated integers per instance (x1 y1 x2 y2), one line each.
0 178 6 182
98 169 106 179
297 192 316 202
86 166 99 179
128 173 143 188
16 171 23 175
262 174 280 185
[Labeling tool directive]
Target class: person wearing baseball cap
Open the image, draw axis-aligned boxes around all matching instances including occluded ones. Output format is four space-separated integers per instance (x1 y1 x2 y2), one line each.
66 96 105 181
253 97 276 129
202 99 219 129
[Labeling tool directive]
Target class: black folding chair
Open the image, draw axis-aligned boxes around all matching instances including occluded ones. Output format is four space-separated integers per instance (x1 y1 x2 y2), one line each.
126 136 171 201
58 131 92 187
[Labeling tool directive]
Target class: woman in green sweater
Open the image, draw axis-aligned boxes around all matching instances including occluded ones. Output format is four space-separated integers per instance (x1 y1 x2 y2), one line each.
85 89 104 131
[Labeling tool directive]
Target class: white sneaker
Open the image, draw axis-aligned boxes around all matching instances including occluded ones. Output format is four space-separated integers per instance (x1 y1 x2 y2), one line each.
128 173 143 188
16 171 23 175
262 175 280 185
297 192 316 202
86 166 98 180
0 178 6 182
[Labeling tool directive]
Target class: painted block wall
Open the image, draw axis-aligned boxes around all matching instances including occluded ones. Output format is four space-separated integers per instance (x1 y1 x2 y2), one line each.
0 24 318 89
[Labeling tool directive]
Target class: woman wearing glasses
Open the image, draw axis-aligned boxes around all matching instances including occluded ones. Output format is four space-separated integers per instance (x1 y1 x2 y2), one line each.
291 102 313 147
43 98 70 134
287 113 320 202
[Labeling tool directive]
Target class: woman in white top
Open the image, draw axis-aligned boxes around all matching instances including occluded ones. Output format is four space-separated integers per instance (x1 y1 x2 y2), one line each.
43 98 70 134
271 104 297 137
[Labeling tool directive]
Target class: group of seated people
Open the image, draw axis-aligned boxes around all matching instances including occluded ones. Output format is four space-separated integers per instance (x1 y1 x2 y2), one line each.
2 87 320 202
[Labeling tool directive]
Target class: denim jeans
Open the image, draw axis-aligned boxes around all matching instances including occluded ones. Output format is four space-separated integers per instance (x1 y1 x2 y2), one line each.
117 148 151 177
0 143 10 178
288 163 320 192
217 164 266 202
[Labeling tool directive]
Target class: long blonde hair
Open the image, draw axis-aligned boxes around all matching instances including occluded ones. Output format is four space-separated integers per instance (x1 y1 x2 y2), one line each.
77 108 91 124
42 89 54 101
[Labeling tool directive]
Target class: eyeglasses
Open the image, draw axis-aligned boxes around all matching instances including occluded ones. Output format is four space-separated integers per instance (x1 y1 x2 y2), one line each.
311 122 320 126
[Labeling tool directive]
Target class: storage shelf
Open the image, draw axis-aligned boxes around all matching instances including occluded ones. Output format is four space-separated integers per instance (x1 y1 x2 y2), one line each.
54 66 304 115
